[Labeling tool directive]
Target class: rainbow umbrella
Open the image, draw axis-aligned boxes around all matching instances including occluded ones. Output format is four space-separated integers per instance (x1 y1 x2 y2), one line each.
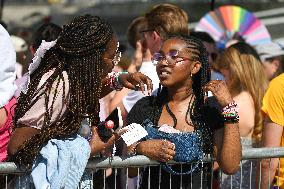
195 5 271 49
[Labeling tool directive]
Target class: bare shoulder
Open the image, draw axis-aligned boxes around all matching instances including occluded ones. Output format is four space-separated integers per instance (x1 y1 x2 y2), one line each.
233 91 254 109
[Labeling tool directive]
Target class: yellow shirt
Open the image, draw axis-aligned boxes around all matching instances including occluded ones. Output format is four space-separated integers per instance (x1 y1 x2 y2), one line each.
262 73 284 188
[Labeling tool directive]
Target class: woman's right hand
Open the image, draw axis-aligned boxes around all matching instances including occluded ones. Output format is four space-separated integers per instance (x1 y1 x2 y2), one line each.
89 126 126 156
136 139 176 162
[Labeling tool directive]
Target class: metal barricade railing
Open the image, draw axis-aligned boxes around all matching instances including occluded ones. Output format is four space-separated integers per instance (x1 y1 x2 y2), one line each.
1 147 284 189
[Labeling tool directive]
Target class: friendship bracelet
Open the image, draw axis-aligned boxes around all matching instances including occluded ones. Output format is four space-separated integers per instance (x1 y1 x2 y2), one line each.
107 71 128 91
223 115 239 124
222 101 237 111
222 101 239 124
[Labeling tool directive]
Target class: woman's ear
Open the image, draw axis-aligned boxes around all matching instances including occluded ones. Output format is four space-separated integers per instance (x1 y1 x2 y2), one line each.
152 31 160 41
191 61 201 75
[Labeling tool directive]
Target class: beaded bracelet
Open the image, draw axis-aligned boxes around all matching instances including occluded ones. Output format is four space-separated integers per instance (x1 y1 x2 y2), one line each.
223 114 240 124
107 71 128 91
221 101 239 124
222 101 238 112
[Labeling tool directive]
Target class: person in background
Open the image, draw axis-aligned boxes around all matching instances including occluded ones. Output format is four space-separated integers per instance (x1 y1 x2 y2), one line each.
30 22 62 55
255 41 284 81
216 42 267 141
0 24 18 188
258 72 284 189
0 25 17 163
121 3 189 115
14 22 62 98
126 16 150 73
109 16 154 117
224 32 246 49
10 35 28 78
190 31 225 80
214 42 268 188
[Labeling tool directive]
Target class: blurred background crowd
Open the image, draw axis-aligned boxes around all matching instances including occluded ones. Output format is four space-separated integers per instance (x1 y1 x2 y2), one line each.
1 0 284 78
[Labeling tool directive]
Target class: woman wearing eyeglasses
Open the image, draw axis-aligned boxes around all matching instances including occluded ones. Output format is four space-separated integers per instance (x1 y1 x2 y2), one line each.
7 15 152 188
127 35 241 189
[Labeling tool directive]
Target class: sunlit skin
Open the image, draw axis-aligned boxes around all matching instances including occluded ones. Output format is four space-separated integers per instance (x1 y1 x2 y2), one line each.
130 38 241 175
143 30 162 55
156 39 199 90
102 35 118 78
8 36 120 156
220 68 231 86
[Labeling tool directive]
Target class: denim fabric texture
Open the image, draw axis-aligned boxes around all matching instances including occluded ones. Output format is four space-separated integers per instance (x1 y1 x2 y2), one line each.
31 134 91 189
142 119 203 175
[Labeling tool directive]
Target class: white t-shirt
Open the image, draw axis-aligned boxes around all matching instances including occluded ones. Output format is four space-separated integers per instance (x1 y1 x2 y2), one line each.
122 61 159 112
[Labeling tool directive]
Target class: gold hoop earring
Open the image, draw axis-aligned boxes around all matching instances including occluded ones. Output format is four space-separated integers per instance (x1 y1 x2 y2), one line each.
190 72 193 78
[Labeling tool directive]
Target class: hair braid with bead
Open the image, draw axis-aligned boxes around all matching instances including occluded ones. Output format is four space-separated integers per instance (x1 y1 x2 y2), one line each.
12 15 114 166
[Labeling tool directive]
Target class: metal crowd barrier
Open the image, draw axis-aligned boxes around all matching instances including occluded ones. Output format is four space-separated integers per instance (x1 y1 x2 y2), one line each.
1 147 284 189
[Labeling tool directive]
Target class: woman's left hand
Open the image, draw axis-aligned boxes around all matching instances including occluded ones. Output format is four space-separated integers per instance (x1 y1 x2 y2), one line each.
89 127 127 156
203 80 233 107
119 72 153 95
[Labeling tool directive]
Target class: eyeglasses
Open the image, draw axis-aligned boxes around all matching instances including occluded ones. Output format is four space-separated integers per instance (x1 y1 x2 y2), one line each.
152 49 192 66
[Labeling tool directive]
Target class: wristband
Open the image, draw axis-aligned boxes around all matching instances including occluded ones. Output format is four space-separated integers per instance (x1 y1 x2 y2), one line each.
107 71 128 91
221 101 239 124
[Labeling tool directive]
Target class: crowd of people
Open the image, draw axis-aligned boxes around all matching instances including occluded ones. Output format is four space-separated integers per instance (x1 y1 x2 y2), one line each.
0 2 284 189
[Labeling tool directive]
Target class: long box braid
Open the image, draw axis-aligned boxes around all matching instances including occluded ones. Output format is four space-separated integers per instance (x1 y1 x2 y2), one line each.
12 15 114 167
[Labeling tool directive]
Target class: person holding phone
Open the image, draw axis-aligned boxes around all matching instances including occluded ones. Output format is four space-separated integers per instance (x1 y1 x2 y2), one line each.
7 15 152 188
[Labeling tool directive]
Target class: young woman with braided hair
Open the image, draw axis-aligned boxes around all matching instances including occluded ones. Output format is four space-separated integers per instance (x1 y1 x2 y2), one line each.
126 35 241 188
7 15 152 187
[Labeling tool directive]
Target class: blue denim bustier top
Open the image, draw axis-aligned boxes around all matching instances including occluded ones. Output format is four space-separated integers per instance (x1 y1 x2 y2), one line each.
141 119 204 175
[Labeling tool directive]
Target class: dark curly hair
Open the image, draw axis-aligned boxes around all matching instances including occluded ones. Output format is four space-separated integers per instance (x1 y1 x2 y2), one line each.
32 22 62 49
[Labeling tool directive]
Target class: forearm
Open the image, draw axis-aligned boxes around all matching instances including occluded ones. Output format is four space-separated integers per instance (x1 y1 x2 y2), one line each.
217 123 242 175
100 77 113 98
258 158 278 189
127 62 138 73
258 118 283 188
8 126 40 156
109 88 129 113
